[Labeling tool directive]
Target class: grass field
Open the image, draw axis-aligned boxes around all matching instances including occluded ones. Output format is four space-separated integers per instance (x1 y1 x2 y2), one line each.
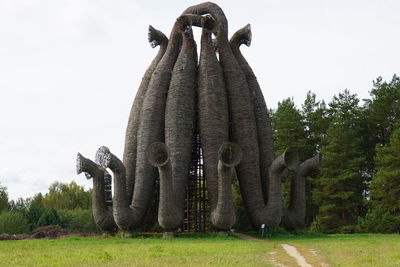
256 232 400 266
0 233 399 266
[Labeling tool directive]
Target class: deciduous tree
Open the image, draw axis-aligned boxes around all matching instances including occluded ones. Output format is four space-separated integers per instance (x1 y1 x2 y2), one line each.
42 181 91 211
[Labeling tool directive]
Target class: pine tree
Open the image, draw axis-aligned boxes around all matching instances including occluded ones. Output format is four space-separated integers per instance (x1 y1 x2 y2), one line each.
366 75 400 146
313 90 366 233
271 98 307 206
301 91 329 225
363 121 400 233
363 75 400 177
36 208 60 227
0 183 8 212
302 91 329 156
25 193 45 230
272 98 307 159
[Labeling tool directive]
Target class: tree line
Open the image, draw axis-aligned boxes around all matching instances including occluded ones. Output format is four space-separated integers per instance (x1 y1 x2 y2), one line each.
0 181 99 234
266 74 400 233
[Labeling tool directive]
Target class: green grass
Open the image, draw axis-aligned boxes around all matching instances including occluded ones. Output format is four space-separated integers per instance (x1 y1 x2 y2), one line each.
1 233 399 266
0 235 273 267
252 232 400 266
285 234 400 267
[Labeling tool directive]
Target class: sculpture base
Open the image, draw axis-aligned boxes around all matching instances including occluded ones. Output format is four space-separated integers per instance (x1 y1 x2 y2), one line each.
216 231 231 237
102 232 116 238
121 231 133 238
163 232 176 238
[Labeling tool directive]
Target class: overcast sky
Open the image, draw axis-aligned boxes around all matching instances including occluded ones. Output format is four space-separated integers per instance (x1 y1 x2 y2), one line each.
0 0 399 200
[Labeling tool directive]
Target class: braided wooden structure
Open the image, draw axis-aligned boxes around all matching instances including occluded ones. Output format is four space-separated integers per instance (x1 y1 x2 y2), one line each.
77 2 320 234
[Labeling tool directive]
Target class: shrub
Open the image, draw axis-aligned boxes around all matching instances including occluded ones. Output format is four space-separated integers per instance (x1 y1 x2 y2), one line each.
58 209 100 234
0 211 30 234
36 209 60 227
25 206 45 230
338 224 357 234
356 207 400 233
58 210 73 229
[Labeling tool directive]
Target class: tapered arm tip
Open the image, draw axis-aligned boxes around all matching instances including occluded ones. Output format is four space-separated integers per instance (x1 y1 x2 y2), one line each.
230 23 252 47
148 25 168 48
242 24 252 47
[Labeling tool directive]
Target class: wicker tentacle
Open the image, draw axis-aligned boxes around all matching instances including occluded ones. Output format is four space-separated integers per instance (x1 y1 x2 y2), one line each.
147 142 182 231
198 27 229 212
264 148 299 226
282 153 320 229
132 19 182 225
123 26 168 204
76 153 117 232
164 26 198 228
230 25 274 205
211 143 241 230
183 2 266 228
133 14 212 230
96 146 144 230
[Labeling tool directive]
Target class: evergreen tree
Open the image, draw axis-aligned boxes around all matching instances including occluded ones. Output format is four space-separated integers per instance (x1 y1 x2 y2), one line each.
363 75 400 177
362 121 400 233
25 193 46 230
313 90 366 233
0 183 8 212
29 193 44 209
36 208 60 227
302 91 330 157
272 98 308 159
301 91 329 225
271 98 307 206
365 75 400 146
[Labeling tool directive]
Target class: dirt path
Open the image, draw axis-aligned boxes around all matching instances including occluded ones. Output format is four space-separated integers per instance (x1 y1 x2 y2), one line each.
233 233 320 267
281 243 312 267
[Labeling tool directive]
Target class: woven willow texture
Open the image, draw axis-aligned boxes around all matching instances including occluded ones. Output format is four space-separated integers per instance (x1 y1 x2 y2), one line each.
123 26 168 204
77 2 320 234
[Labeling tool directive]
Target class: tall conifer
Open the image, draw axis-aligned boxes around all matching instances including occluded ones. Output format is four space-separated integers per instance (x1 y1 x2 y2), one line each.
301 91 329 225
313 90 365 233
363 121 400 233
271 98 307 206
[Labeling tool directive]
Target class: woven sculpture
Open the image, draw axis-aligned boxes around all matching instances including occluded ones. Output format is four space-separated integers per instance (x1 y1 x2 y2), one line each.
77 2 320 234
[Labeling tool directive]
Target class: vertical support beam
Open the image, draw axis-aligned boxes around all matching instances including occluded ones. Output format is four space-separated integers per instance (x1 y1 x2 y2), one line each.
182 124 209 232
